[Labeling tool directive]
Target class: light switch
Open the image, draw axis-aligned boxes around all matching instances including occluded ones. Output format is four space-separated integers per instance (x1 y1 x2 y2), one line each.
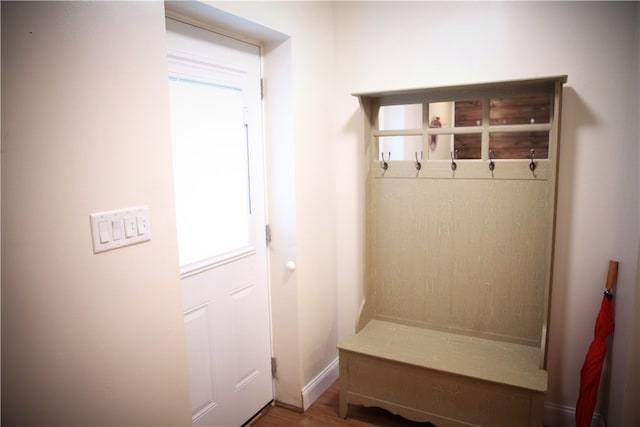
136 214 148 235
112 219 124 240
90 205 151 253
124 216 136 238
98 221 110 243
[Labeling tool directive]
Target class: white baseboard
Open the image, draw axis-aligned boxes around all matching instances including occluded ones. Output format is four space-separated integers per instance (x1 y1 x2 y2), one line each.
544 401 602 427
301 357 339 411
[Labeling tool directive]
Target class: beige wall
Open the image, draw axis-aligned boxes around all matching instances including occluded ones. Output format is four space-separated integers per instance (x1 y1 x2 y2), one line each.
332 2 639 426
622 244 640 426
199 2 640 423
2 1 638 426
1 2 191 425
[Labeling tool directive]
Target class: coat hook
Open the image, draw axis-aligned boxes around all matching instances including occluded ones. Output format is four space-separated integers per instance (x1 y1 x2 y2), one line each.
489 149 496 171
415 151 423 171
450 149 458 171
529 149 536 171
381 152 390 171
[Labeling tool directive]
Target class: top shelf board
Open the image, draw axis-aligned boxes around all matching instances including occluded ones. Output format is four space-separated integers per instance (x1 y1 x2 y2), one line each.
352 75 568 105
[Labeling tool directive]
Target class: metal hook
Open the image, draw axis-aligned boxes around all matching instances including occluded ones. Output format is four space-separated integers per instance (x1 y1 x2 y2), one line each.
450 149 458 171
489 149 496 171
529 149 536 171
415 151 422 171
381 152 390 171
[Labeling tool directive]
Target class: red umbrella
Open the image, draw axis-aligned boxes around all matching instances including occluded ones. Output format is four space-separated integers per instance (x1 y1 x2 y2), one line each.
575 260 618 427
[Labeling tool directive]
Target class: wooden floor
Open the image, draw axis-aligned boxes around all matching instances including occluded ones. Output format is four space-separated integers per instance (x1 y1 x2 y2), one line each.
247 380 435 427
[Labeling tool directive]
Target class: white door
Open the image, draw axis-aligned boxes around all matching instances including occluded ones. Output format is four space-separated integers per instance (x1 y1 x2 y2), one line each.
166 18 272 427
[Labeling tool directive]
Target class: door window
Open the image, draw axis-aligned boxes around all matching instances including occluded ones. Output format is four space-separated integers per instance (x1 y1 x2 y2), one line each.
168 75 251 270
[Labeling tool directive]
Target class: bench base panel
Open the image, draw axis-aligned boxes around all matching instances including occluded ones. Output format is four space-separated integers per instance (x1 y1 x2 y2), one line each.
339 351 544 427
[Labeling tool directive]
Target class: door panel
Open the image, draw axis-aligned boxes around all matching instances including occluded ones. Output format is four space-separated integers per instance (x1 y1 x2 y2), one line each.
166 18 272 427
183 304 216 419
181 254 272 426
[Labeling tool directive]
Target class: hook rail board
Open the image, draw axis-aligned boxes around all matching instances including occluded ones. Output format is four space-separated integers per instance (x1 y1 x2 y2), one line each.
337 76 566 426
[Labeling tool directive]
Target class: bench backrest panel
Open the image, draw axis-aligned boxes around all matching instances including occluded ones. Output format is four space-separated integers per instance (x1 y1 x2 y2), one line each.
357 76 566 351
369 178 551 346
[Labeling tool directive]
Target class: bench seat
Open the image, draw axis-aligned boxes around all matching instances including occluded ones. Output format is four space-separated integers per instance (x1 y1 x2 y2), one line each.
338 320 547 392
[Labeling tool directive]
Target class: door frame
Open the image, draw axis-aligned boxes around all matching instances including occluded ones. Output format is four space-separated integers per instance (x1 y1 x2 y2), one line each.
165 3 303 409
166 16 276 425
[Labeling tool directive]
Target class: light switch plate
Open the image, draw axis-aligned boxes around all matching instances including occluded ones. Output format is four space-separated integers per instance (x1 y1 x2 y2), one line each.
90 206 151 253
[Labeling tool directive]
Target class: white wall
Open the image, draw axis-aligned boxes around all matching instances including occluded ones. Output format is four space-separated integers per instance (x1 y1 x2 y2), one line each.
620 8 640 426
333 2 639 426
3 2 637 425
1 2 192 425
193 2 640 422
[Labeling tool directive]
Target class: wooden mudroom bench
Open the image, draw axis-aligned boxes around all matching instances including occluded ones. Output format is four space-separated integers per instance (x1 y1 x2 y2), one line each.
337 76 566 427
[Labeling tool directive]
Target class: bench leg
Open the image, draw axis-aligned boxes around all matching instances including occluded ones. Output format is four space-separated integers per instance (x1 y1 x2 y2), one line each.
338 393 348 418
338 357 349 418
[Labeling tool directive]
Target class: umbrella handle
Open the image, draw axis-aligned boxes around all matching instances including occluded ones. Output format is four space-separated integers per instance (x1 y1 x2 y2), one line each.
604 260 618 299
